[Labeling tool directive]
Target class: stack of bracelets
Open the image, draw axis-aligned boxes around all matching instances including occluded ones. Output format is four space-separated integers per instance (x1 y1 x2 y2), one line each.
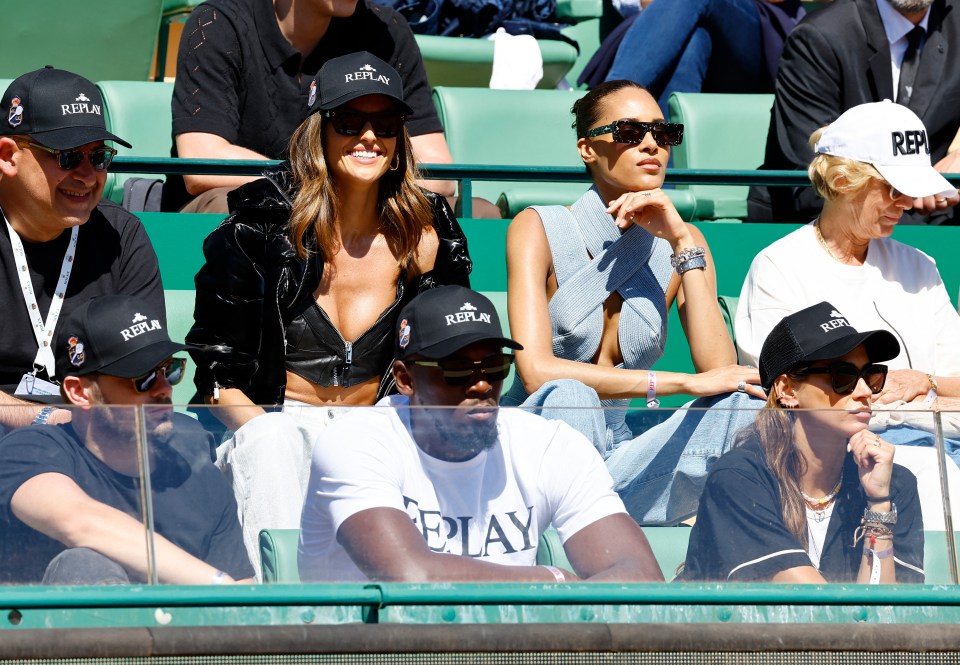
670 246 707 275
853 500 896 584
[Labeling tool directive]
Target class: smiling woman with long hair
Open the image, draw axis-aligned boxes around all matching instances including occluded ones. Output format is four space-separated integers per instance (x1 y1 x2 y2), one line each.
679 302 924 583
186 52 471 570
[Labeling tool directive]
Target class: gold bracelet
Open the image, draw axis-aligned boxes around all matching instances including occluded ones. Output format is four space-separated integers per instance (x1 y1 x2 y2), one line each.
928 374 940 394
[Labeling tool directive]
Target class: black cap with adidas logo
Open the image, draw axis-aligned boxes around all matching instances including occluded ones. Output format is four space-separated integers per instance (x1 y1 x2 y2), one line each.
396 286 522 360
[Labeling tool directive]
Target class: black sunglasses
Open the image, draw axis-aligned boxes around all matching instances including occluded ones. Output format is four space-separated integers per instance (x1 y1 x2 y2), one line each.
585 119 684 147
408 353 515 386
793 362 888 395
322 109 406 138
16 140 117 172
132 358 186 393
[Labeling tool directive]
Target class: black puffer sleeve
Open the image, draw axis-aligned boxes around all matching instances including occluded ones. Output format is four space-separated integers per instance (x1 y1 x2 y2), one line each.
187 216 269 399
419 191 472 291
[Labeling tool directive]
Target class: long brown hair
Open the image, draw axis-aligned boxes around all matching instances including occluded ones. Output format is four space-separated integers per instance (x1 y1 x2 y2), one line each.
735 385 809 547
286 111 435 265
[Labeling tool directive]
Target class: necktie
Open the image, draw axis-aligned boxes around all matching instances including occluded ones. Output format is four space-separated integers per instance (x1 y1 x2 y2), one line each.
897 26 925 106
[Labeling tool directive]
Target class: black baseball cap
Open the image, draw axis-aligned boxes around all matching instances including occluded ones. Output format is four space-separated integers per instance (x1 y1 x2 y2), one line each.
1 66 131 150
307 51 413 115
396 286 522 359
54 295 185 379
759 301 900 391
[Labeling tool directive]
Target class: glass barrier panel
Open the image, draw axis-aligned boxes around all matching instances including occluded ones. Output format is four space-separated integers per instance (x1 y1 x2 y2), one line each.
147 402 959 589
0 405 149 587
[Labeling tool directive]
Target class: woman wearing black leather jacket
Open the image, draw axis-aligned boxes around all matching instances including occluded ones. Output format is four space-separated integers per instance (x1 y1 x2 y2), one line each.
185 53 471 571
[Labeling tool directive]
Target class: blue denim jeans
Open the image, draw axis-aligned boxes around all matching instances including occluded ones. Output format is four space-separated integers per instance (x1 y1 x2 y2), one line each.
606 0 764 115
42 548 131 585
509 379 763 524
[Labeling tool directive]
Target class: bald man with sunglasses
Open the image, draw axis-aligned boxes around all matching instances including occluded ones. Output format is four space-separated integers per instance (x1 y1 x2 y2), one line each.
0 68 164 430
298 286 662 583
0 295 253 585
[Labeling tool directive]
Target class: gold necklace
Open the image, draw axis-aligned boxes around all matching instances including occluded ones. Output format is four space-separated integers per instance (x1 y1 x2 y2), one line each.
814 219 842 263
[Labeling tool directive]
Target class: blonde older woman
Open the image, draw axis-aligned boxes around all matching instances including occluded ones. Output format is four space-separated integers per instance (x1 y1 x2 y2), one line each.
737 101 960 407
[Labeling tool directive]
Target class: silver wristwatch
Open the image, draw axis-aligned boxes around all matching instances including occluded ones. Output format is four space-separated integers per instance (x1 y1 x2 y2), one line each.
863 503 897 525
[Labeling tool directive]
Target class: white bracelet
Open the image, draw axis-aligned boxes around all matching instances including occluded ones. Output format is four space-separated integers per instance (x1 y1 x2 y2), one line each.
646 371 660 408
542 565 566 583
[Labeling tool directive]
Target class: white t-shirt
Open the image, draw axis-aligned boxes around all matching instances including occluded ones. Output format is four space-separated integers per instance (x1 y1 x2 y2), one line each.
735 224 960 375
298 395 627 582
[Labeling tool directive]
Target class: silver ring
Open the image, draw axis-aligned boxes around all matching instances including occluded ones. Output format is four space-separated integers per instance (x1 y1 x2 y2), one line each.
641 192 653 197
737 381 746 393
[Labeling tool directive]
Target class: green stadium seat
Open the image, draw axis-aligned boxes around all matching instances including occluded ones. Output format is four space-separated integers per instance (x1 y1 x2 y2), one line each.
433 86 696 218
97 81 175 205
415 35 578 90
537 526 691 581
667 92 775 221
0 1 164 82
261 525 695 583
260 528 300 583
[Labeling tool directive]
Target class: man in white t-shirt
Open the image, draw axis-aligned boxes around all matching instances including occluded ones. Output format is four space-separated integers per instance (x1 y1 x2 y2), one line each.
298 286 663 583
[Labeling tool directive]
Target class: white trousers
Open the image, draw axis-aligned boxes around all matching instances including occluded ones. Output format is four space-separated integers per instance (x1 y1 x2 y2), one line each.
215 401 348 579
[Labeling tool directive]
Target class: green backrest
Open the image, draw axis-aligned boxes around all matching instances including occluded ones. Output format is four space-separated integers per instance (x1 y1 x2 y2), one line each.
433 86 589 216
97 81 175 203
667 92 775 221
0 1 164 81
415 35 578 90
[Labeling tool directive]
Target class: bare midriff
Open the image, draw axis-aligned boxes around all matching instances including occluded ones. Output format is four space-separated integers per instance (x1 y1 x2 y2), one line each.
283 371 381 406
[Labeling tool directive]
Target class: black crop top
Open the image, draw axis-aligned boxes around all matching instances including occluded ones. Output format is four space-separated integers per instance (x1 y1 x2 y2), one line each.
283 274 406 388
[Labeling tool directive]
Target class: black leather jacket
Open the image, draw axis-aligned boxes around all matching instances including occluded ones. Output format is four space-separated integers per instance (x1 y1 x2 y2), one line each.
186 164 472 406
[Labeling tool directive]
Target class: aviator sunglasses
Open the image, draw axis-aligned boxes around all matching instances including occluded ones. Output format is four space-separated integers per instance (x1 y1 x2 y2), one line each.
585 119 684 147
322 109 407 138
132 358 186 393
794 362 888 395
408 353 515 386
16 140 117 172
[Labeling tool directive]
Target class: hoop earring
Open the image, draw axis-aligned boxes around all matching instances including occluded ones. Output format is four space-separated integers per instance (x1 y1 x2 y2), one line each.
389 155 400 171
776 395 796 409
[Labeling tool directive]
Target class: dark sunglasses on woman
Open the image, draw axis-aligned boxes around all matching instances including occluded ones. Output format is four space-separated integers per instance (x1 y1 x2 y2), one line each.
322 109 407 138
132 358 187 393
794 362 888 395
586 119 684 147
16 140 117 172
408 353 515 386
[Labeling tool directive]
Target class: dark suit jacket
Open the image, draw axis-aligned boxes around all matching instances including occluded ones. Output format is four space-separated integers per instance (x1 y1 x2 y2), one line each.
748 0 960 224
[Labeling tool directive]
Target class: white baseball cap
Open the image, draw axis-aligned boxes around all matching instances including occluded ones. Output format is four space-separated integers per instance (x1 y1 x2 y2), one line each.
814 100 957 199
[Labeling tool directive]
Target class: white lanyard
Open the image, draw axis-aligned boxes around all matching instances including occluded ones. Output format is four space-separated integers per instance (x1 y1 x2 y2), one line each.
4 215 78 378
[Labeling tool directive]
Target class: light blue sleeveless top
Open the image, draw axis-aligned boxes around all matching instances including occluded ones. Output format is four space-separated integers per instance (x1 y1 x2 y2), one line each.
502 187 674 436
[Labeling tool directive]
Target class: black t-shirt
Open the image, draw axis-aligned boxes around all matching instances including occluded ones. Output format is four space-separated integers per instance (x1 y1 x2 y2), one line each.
678 438 924 583
165 0 443 210
0 202 165 394
0 423 252 583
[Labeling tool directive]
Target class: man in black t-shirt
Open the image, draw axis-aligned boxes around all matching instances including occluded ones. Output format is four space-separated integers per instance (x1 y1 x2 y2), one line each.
0 295 253 585
167 0 496 215
0 68 165 429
